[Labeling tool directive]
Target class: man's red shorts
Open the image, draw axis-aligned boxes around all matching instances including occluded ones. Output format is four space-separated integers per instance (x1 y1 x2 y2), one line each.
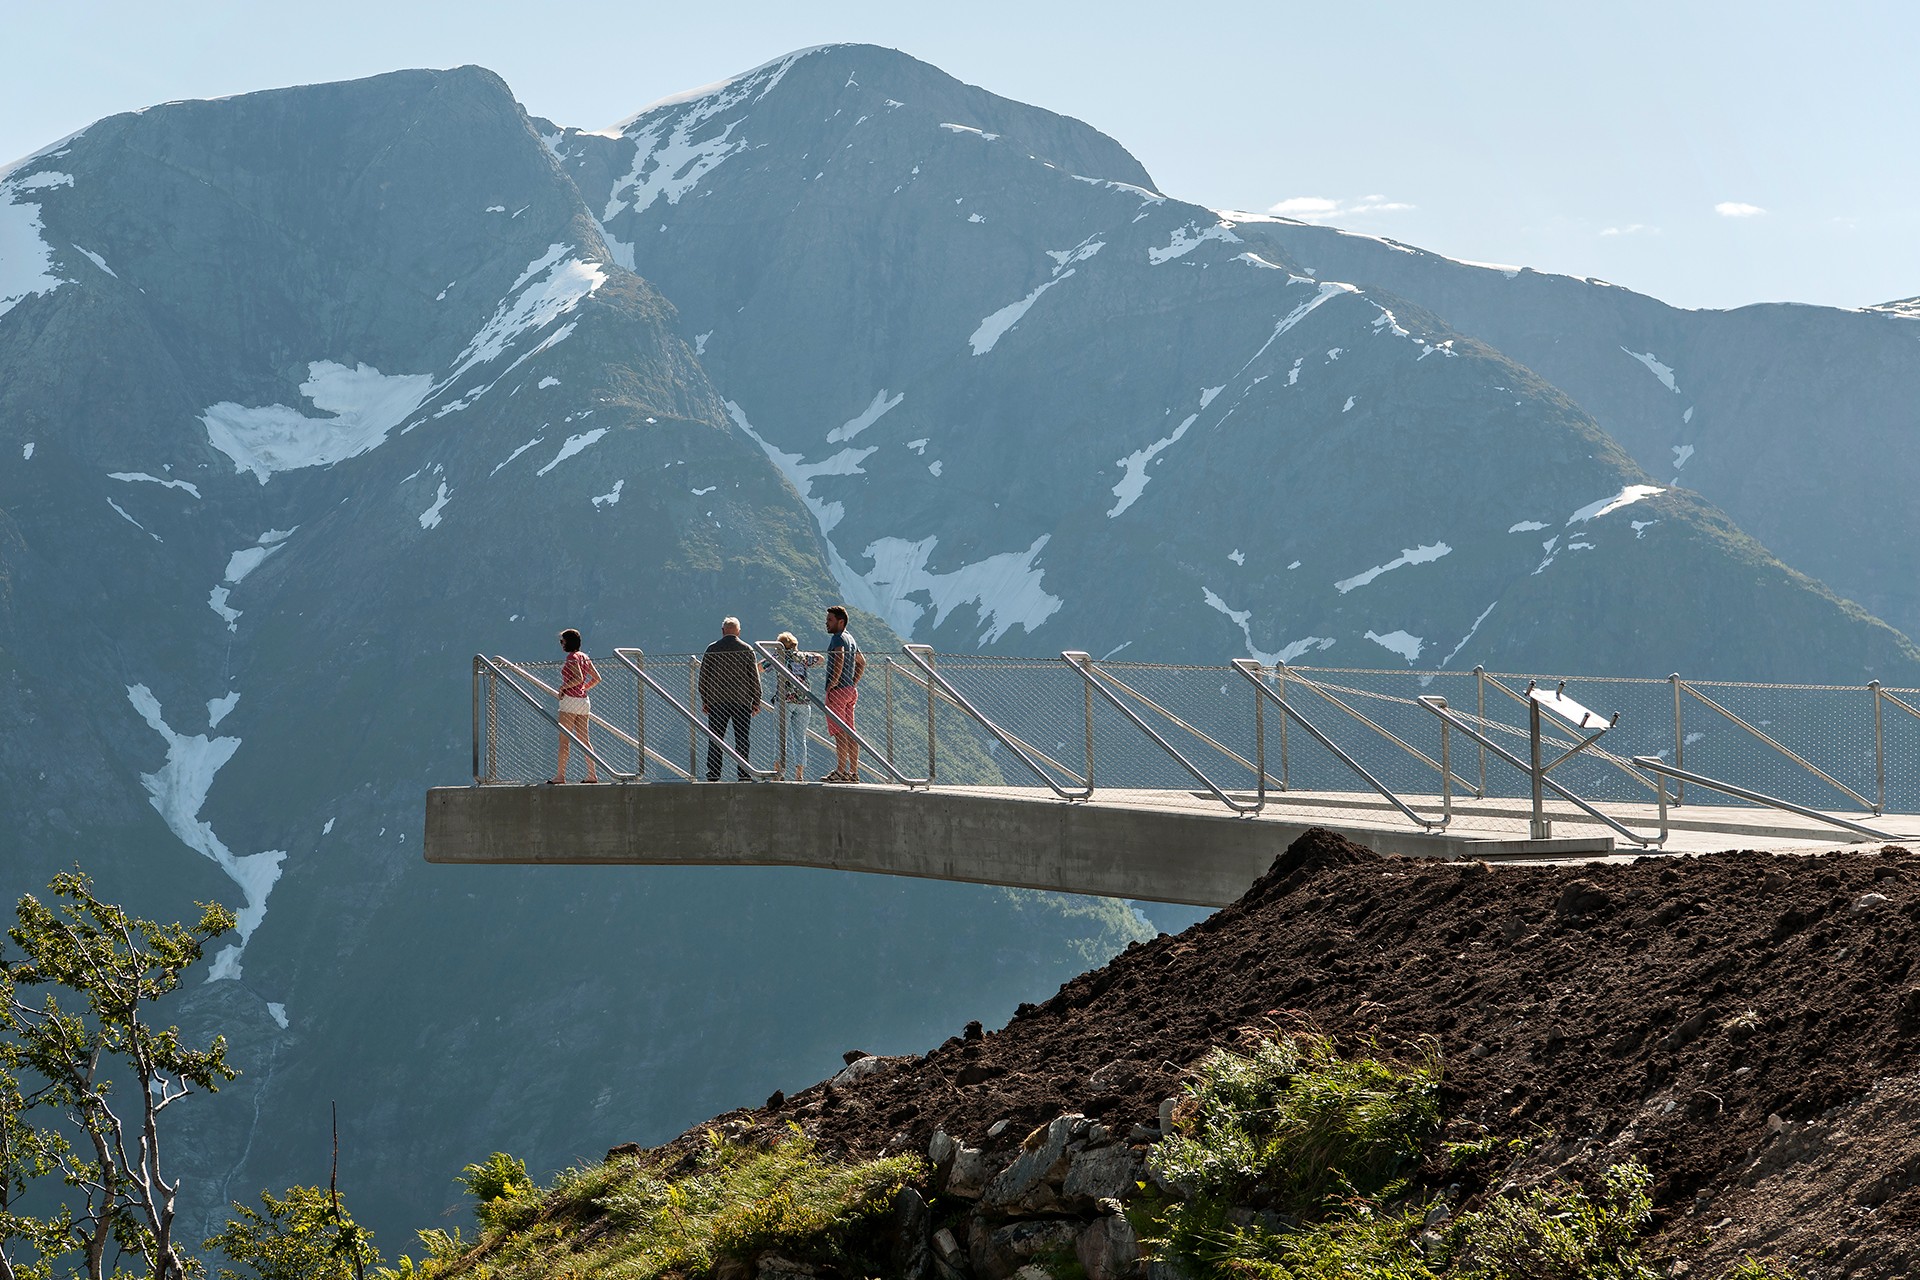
825 684 858 740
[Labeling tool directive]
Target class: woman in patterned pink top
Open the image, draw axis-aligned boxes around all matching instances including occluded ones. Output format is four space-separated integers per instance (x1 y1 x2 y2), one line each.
551 628 601 784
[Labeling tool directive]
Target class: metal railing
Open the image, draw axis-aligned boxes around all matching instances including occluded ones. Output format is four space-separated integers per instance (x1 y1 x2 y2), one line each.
470 647 1920 844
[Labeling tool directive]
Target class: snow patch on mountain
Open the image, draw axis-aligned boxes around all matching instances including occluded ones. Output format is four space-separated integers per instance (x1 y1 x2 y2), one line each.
418 481 452 529
1110 413 1198 517
1568 485 1664 523
207 692 239 729
535 428 609 476
1202 587 1333 666
73 245 114 276
939 123 1001 141
0 169 75 320
202 361 434 483
1335 543 1451 594
592 479 625 508
107 499 158 540
1622 348 1681 393
20 442 32 460
1672 444 1694 470
1365 629 1426 663
450 248 604 381
726 400 879 567
971 275 1069 355
1237 281 1356 376
860 533 1062 643
1508 520 1548 533
829 389 905 443
125 684 285 981
1148 220 1241 265
225 543 281 583
1441 602 1498 668
110 471 201 498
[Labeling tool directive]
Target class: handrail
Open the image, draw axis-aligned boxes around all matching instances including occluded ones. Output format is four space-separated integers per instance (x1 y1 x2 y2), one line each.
1419 696 1664 846
901 644 1091 799
1240 662 1447 831
1678 679 1874 812
477 654 638 782
610 648 778 781
754 641 928 787
1630 755 1892 840
888 658 1090 785
1098 668 1281 793
496 654 691 779
1279 667 1479 795
1476 672 1665 799
1066 652 1261 815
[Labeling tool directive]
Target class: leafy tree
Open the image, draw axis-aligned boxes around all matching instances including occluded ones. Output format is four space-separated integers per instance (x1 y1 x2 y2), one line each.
457 1153 534 1231
204 1186 379 1280
0 872 237 1279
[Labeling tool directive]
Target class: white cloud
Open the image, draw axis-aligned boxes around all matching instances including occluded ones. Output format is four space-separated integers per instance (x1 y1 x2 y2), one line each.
1600 223 1655 237
1714 201 1767 218
1267 193 1415 222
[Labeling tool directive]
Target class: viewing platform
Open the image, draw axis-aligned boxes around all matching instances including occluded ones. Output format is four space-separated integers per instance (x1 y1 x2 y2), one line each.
425 646 1920 905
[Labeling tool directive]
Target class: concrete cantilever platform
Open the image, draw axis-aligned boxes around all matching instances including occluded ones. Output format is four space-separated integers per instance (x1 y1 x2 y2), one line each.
424 783 1612 908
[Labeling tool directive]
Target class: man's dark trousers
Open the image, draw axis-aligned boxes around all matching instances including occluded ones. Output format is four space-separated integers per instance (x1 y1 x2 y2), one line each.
706 704 754 780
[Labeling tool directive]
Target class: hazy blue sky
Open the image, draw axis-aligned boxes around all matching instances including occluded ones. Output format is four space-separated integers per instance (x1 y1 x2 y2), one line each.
7 1 1915 310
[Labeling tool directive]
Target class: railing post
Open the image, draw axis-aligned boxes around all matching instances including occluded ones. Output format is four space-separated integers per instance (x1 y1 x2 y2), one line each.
472 656 482 784
885 659 897 767
486 664 498 783
1529 693 1549 839
635 650 647 779
1253 667 1266 806
925 649 937 783
1083 659 1097 791
1472 665 1487 797
1275 662 1289 791
1670 673 1685 807
689 658 700 780
1873 680 1885 816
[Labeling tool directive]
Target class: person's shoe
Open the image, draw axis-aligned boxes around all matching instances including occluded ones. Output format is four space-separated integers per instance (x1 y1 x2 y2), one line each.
545 778 565 785
818 770 846 782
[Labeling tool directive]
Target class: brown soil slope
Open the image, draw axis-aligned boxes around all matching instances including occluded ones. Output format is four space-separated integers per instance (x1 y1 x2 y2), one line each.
693 830 1920 1275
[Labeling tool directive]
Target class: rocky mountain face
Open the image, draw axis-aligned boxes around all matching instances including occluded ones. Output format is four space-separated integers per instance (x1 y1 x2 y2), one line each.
544 43 1919 682
1227 216 1920 641
2 40 1918 1250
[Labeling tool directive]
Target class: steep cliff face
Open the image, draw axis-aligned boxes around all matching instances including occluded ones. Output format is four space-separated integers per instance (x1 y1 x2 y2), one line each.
1228 216 1920 640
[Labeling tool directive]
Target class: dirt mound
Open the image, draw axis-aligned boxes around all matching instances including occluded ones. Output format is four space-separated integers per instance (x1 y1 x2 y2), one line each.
673 830 1920 1274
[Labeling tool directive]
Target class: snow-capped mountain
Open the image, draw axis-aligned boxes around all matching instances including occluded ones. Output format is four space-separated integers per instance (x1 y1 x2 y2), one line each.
1224 216 1920 641
544 44 1918 680
2 43 1917 1245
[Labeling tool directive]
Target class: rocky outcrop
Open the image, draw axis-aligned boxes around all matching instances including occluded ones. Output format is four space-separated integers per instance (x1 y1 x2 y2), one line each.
913 1112 1156 1280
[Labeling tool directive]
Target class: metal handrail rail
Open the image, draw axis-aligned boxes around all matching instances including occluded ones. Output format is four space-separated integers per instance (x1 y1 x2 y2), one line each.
1066 652 1261 815
1239 662 1447 830
1630 755 1891 840
753 640 928 787
1677 679 1874 812
1279 667 1480 795
900 644 1091 799
476 654 638 783
887 657 1089 786
491 655 690 779
611 648 778 781
1420 696 1664 846
1098 668 1282 793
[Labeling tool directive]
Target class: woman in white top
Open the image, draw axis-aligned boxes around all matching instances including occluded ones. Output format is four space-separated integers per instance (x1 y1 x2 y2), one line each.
775 631 823 781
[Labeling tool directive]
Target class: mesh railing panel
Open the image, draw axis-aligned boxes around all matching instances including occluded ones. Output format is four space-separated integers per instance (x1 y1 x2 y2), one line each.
474 651 1915 835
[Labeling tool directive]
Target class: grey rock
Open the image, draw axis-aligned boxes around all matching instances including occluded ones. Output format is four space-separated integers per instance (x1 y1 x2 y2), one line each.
947 1146 994 1199
756 1256 818 1280
1157 1098 1179 1134
988 1118 1013 1138
1854 891 1891 913
929 1129 957 1168
1064 1144 1142 1206
1088 1059 1141 1093
893 1186 935 1280
984 1114 1087 1212
1077 1212 1142 1280
1127 1124 1160 1143
971 1218 1081 1280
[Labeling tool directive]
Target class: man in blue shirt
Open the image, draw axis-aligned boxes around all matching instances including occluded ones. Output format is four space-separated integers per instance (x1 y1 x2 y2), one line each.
821 605 865 781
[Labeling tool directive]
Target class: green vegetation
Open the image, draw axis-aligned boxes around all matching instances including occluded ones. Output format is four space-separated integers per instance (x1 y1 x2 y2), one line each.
1 872 236 1280
377 1132 921 1279
203 1186 379 1280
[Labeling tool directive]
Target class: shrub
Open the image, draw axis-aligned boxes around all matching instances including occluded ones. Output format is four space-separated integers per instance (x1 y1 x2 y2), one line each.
1445 1162 1660 1280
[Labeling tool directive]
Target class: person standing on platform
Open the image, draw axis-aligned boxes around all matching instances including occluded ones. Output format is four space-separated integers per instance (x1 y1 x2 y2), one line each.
775 631 823 781
698 616 762 781
821 605 865 782
550 628 601 784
